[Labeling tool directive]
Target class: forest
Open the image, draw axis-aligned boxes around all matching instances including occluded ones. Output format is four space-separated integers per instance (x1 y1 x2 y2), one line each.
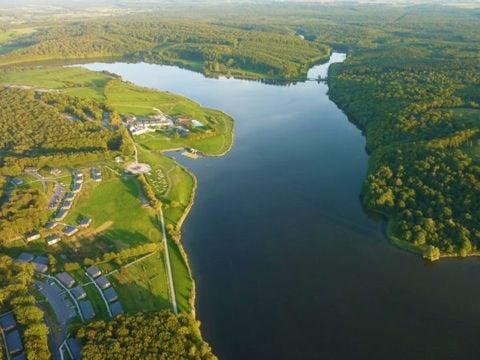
0 19 330 79
329 37 480 259
0 88 130 176
0 256 50 359
76 311 216 360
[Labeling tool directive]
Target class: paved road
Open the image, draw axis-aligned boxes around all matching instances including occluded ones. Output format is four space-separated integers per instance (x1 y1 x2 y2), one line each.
38 274 84 323
36 281 76 325
159 207 178 314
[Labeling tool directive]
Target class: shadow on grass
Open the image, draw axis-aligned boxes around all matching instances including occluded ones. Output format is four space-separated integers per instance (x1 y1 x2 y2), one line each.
112 267 171 313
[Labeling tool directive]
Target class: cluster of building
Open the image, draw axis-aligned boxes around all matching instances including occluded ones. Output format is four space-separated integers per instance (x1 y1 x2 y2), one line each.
53 171 83 223
48 182 66 211
55 272 95 321
15 253 49 273
87 266 123 317
91 167 102 182
123 112 205 137
124 113 173 136
0 313 25 359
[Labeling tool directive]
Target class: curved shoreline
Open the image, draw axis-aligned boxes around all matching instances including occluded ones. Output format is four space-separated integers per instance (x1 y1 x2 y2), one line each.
167 118 234 318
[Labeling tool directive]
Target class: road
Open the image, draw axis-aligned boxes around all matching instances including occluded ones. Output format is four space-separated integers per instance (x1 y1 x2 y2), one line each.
159 207 178 314
38 274 85 323
36 281 76 326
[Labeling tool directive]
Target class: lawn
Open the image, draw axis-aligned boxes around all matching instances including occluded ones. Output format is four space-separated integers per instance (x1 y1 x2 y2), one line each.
0 66 111 101
168 239 194 313
136 147 195 312
136 107 233 155
66 175 163 251
109 252 172 313
137 147 195 224
0 28 36 44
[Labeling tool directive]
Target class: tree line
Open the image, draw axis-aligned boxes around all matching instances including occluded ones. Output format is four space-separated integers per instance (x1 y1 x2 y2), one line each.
76 310 216 360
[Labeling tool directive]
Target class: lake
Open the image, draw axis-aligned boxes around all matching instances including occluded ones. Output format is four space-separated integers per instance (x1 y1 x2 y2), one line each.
83 54 480 360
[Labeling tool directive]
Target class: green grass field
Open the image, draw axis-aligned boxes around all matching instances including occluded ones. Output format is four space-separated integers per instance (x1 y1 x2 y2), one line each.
0 66 110 101
110 252 171 313
66 175 163 252
136 147 195 312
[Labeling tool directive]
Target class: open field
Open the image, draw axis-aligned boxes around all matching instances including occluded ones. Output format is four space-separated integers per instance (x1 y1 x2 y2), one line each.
0 28 36 43
0 66 110 101
136 147 195 312
66 175 163 253
110 252 171 313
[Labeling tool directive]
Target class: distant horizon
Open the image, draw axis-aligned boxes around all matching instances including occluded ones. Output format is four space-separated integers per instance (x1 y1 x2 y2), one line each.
1 0 479 6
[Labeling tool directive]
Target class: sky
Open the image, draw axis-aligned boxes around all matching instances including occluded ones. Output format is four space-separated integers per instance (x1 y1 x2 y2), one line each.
1 0 478 10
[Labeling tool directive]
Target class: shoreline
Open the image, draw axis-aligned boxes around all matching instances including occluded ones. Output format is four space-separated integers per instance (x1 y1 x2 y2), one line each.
164 114 234 318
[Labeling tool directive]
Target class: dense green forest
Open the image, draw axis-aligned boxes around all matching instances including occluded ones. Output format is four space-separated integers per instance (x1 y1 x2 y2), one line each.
0 188 47 242
77 311 216 360
329 38 480 259
0 88 130 175
0 256 50 359
0 19 330 79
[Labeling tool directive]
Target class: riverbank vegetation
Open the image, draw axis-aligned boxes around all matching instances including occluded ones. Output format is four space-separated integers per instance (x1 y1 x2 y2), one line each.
327 10 480 259
77 310 216 359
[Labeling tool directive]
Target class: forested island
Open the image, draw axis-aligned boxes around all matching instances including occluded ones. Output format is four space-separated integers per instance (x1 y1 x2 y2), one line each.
0 1 479 359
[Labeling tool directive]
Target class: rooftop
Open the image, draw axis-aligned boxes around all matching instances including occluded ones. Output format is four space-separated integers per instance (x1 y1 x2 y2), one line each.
95 276 111 289
64 226 79 236
71 286 87 300
5 330 23 354
34 255 48 265
45 221 58 229
25 231 40 240
103 287 118 303
79 217 92 227
16 252 34 263
46 234 61 245
56 272 75 288
33 263 48 273
55 209 68 220
110 301 123 317
86 265 101 278
0 313 17 331
78 301 95 322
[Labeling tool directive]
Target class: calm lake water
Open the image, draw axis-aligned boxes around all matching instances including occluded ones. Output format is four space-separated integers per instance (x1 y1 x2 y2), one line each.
83 54 480 360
